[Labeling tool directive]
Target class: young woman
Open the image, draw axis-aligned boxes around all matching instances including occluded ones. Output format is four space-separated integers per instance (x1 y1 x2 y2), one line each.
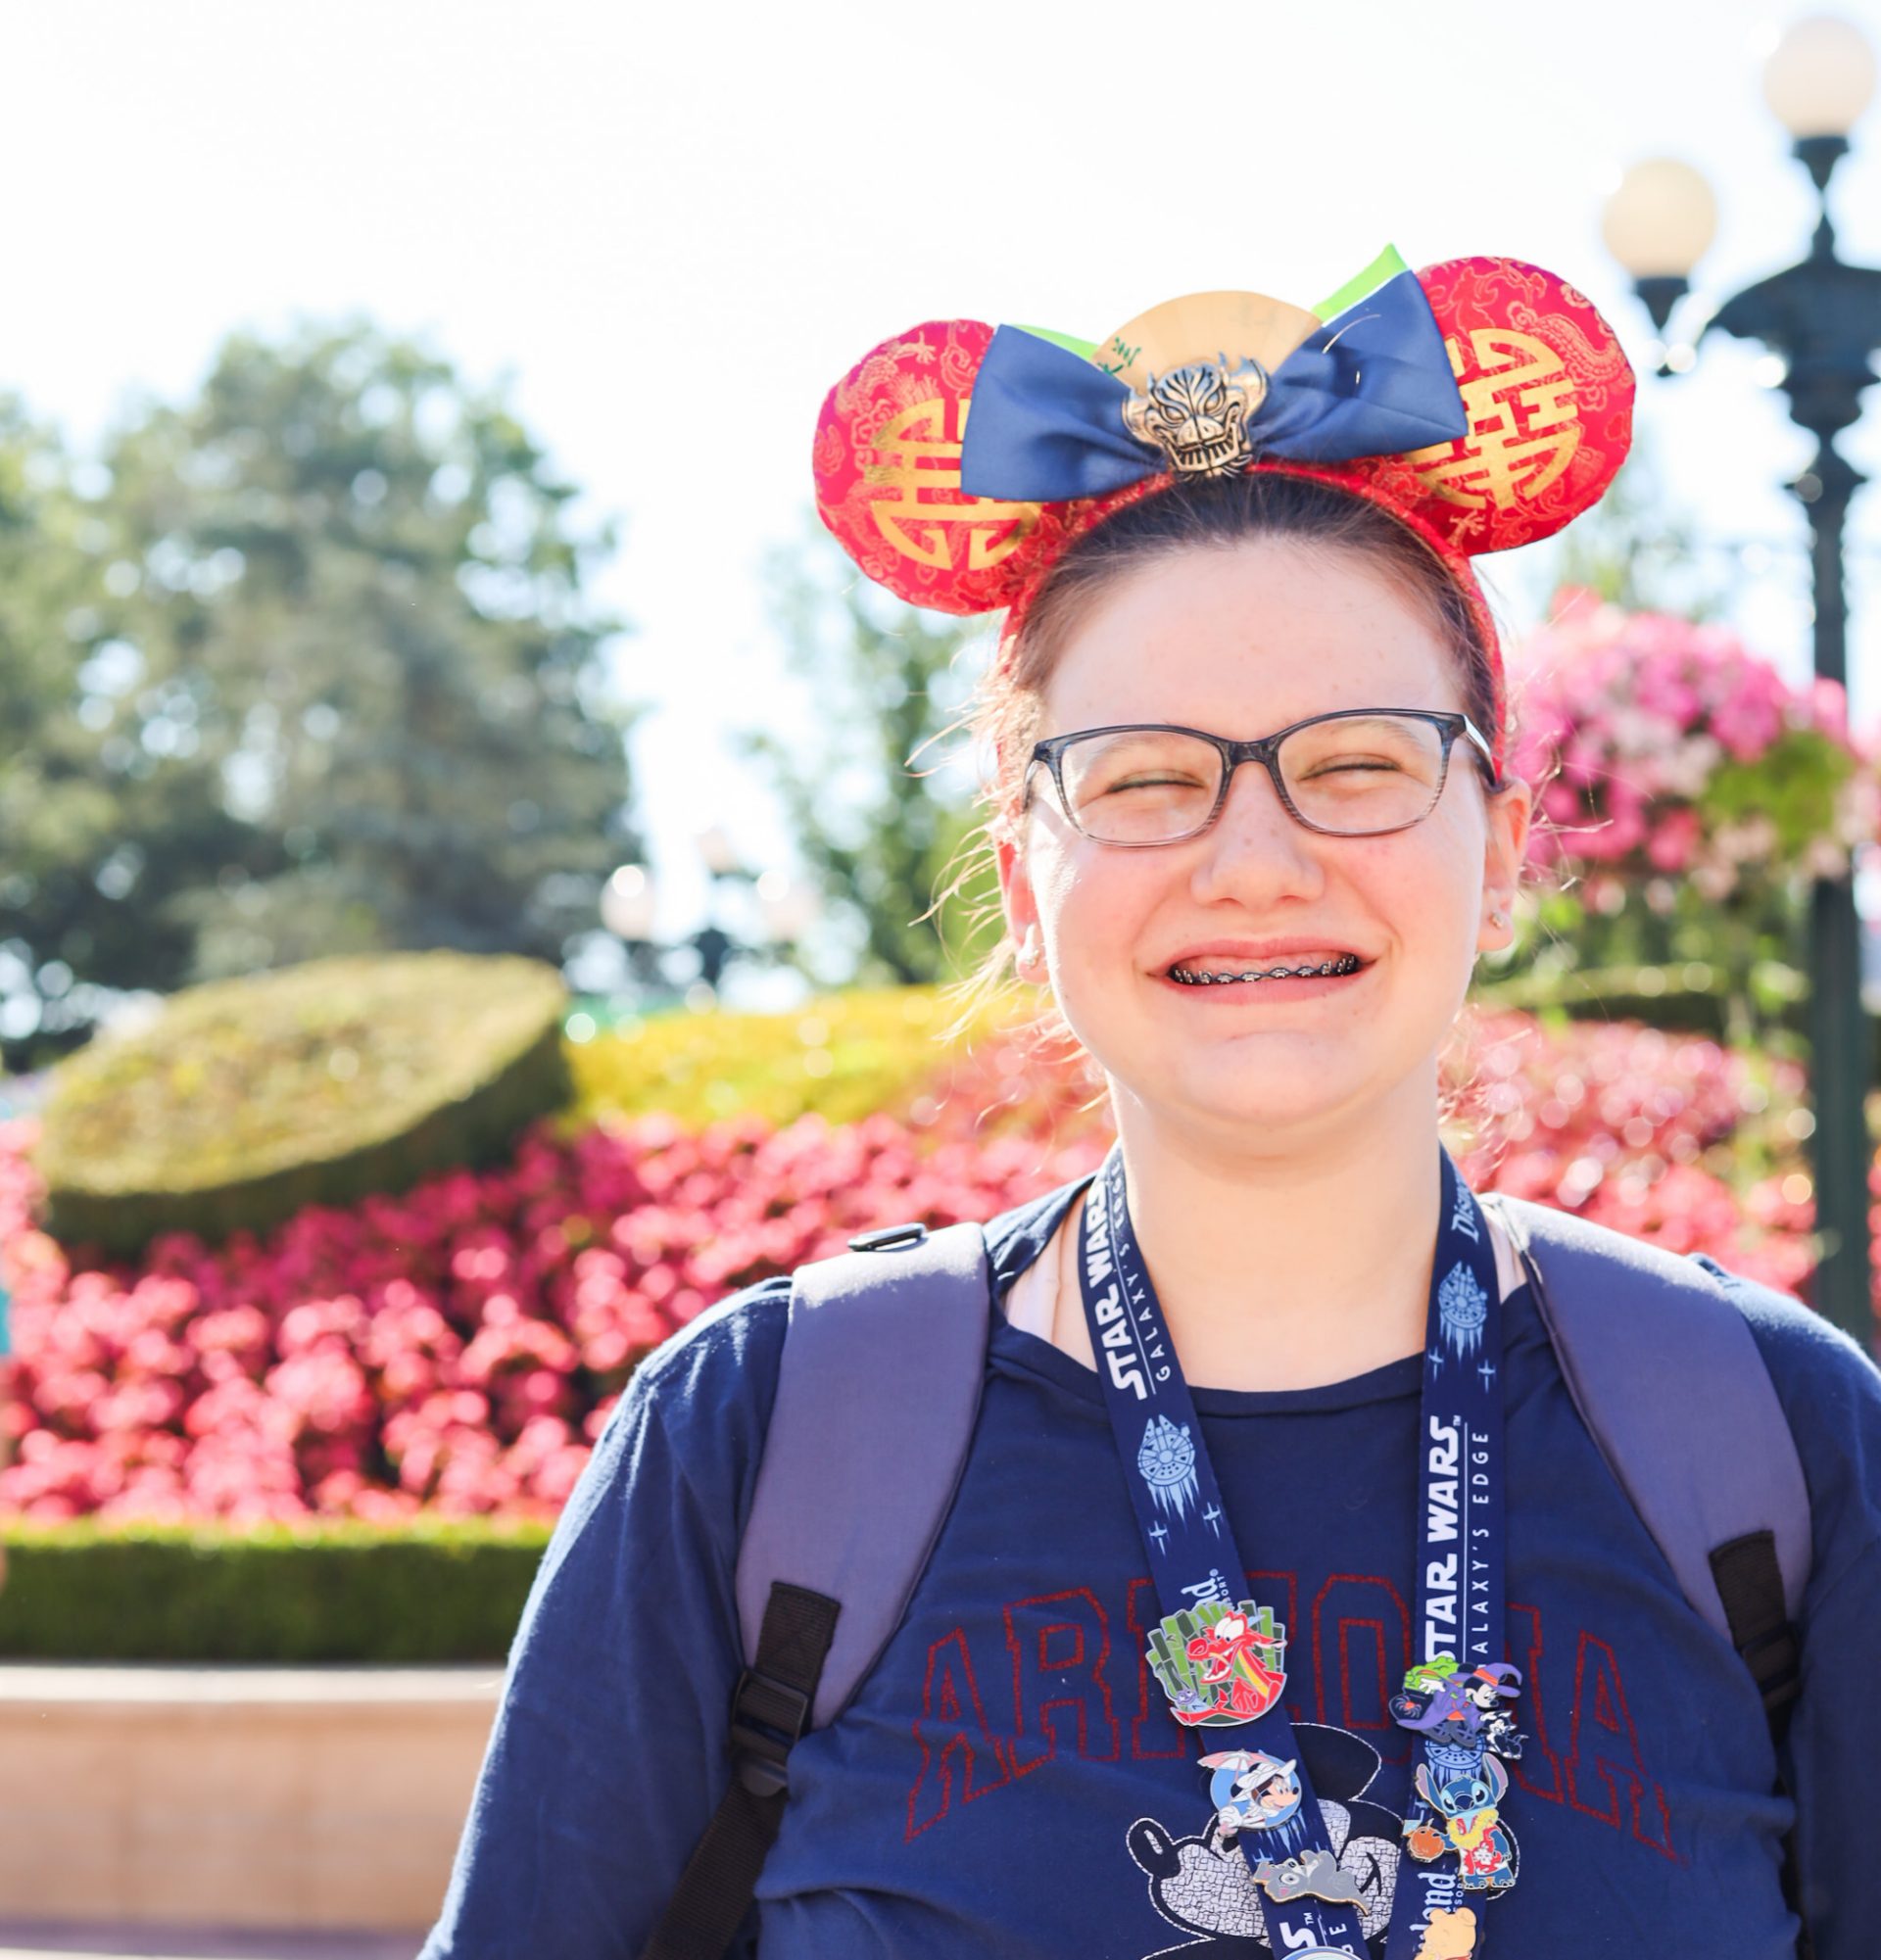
421 259 1881 1960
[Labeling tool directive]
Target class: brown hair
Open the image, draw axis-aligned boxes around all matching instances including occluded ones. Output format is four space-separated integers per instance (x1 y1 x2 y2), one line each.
927 470 1508 1060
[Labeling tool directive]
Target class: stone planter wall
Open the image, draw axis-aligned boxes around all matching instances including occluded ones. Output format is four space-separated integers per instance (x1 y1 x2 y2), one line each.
0 1664 501 1934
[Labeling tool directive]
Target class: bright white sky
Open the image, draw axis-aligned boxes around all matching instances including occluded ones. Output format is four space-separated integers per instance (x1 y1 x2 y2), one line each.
7 0 1881 991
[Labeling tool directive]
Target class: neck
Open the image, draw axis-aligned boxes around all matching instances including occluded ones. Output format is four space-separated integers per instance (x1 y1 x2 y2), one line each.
1096 1072 1444 1392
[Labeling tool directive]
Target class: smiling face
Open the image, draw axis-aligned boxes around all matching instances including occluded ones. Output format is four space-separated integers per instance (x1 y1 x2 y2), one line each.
995 538 1530 1160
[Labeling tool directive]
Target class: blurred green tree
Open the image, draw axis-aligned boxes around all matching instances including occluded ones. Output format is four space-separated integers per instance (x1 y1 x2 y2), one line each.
0 397 251 1065
1547 448 1724 617
79 320 639 982
741 528 999 986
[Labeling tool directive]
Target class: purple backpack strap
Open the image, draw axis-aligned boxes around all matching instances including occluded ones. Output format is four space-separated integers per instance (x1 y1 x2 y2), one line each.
735 1219 993 1728
1483 1192 1811 1641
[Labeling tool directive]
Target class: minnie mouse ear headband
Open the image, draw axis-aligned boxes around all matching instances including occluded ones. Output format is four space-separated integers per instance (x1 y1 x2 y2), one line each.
812 247 1636 773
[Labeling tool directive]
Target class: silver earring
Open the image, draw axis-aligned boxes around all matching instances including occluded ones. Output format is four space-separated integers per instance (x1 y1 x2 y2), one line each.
1489 907 1509 930
1019 928 1041 974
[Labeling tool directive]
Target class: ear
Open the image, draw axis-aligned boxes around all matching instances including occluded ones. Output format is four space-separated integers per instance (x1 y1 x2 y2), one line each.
1414 1763 1434 1807
994 813 1044 978
1355 257 1636 558
1477 776 1533 957
1483 1755 1509 1801
814 319 1060 615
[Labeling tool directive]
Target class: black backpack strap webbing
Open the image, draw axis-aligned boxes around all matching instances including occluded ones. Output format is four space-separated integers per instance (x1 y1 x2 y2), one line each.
640 1581 839 1960
1710 1528 1804 1740
1710 1530 1815 1960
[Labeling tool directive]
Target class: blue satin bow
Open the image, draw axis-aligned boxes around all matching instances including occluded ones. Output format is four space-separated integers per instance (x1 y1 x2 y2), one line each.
957 269 1468 502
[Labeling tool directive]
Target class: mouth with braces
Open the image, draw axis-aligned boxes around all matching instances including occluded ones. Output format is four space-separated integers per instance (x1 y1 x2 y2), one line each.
1167 953 1366 986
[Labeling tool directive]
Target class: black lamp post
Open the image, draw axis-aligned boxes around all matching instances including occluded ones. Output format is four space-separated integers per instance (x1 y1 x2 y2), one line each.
1602 14 1880 1351
599 841 819 1008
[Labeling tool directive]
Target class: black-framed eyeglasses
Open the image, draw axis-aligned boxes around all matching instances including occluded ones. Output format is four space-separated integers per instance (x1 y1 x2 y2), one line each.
1024 709 1502 847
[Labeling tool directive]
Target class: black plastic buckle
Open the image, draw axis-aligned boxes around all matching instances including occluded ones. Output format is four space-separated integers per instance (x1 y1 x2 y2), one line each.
848 1221 929 1253
730 1665 814 1797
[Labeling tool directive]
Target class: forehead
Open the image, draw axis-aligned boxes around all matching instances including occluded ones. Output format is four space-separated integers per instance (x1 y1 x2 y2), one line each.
1039 540 1462 738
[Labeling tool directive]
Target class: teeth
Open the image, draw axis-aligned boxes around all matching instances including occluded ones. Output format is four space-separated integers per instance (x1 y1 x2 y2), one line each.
1168 954 1362 986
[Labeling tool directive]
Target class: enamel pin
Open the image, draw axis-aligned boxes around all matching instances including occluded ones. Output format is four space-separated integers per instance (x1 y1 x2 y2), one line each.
1404 1754 1517 1893
1252 1846 1371 1908
1146 1597 1287 1727
1196 1748 1303 1843
1390 1654 1525 1761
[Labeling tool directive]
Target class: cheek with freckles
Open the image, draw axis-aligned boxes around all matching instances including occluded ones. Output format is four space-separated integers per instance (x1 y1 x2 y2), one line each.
1022 794 1493 1122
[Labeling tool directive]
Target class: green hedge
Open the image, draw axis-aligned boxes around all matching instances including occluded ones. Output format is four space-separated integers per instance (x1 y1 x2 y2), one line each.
0 1520 554 1662
34 951 571 1255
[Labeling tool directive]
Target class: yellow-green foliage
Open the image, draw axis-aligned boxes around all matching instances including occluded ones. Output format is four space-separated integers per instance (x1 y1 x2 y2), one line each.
564 984 1013 1131
35 951 570 1254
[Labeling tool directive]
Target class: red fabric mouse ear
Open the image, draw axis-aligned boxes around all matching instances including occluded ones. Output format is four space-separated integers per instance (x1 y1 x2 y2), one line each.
812 318 1083 615
1351 258 1636 555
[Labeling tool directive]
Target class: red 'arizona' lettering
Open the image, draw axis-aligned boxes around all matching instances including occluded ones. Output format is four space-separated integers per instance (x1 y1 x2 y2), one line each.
905 1626 1010 1840
1003 1587 1120 1773
902 1574 1677 1867
1565 1630 1676 1858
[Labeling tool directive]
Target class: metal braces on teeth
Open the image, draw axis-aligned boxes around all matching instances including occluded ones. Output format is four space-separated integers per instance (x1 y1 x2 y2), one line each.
1169 955 1362 985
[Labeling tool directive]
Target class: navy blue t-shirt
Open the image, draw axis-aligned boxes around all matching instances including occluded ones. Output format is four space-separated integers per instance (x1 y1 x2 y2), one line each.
421 1171 1881 1959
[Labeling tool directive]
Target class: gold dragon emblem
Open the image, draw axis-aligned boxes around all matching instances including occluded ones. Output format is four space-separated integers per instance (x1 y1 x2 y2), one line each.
1121 359 1270 479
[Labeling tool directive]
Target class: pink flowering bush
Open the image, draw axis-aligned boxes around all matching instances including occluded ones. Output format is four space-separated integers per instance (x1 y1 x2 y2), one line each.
0 1007 1847 1524
1449 1012 1816 1297
1512 595 1874 906
0 1104 1108 1524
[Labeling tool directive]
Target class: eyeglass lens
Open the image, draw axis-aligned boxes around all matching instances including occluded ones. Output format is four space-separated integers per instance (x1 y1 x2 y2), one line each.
1054 716 1451 843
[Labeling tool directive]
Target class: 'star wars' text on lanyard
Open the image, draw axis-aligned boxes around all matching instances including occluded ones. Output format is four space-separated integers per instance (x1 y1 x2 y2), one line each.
1076 1144 1524 1960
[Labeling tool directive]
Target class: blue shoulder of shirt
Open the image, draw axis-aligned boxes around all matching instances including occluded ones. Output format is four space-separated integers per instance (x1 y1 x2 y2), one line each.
1723 1275 1881 1603
620 1270 794 1501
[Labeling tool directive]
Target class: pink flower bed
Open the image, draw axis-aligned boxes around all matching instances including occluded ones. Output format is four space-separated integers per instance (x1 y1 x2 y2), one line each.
1511 596 1873 901
0 1112 1106 1523
0 1012 1843 1524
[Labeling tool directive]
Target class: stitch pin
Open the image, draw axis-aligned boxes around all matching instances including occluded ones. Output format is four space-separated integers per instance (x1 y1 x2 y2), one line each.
1146 1596 1286 1727
1405 1754 1517 1892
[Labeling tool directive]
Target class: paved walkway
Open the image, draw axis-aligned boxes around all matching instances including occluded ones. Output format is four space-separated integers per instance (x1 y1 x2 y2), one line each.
0 1926 415 1960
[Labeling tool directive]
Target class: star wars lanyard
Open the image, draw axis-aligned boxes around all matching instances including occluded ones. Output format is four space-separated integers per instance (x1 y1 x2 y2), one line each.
1076 1141 1510 1960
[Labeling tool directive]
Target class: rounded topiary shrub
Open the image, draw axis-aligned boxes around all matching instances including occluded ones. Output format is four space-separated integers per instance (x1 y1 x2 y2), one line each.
33 951 570 1255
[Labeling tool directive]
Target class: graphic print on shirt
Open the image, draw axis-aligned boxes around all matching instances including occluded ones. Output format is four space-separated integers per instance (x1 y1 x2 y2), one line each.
1128 1721 1444 1957
904 1578 1675 1858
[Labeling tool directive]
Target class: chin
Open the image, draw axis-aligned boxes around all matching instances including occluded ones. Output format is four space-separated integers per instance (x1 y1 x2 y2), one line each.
1143 1054 1375 1144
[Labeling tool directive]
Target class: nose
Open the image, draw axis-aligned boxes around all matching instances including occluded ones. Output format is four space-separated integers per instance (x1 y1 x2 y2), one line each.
1184 754 1327 904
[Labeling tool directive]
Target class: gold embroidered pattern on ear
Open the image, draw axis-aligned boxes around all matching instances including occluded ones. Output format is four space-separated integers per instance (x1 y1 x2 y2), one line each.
1353 257 1634 555
1402 326 1584 514
814 317 1062 614
865 395 1040 572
